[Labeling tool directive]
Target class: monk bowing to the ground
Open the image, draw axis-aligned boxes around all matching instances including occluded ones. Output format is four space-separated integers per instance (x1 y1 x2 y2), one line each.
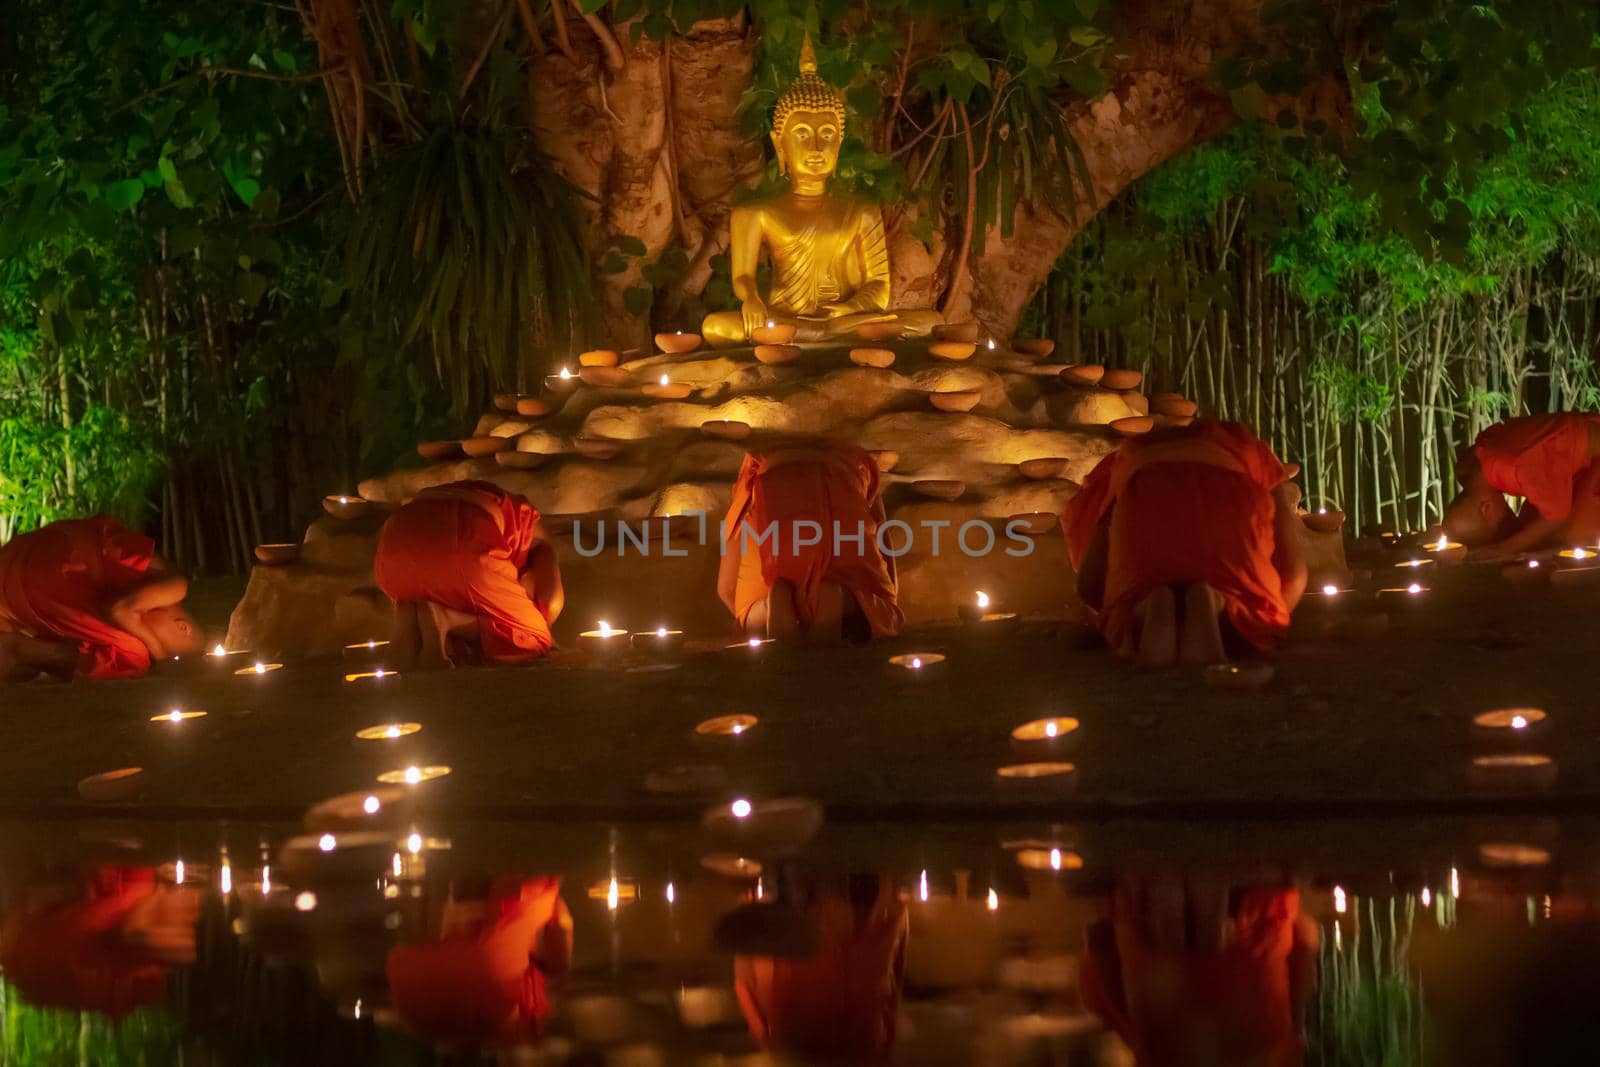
0 515 201 682
1443 412 1600 558
374 481 563 668
1065 420 1307 667
719 439 903 643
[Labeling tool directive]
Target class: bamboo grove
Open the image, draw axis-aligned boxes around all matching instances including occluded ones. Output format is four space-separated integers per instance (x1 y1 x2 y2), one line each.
1027 71 1600 535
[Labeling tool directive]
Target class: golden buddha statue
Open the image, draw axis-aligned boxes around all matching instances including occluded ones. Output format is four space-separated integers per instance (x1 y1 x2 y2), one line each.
702 37 942 348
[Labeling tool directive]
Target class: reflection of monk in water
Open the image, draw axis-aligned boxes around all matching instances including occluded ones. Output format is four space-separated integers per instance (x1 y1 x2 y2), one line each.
734 874 908 1063
386 875 572 1044
0 864 199 1018
1081 876 1319 1067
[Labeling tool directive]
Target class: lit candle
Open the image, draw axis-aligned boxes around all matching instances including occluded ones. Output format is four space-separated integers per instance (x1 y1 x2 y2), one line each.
918 870 929 902
1010 717 1079 742
1473 707 1548 736
560 366 572 379
234 661 283 676
986 888 999 911
406 832 422 854
356 722 421 741
580 620 630 657
631 626 684 655
1321 583 1341 596
1420 886 1431 906
318 833 337 852
151 709 207 724
294 891 317 912
363 794 381 815
666 881 676 904
731 798 752 819
220 856 232 895
377 764 452 785
344 668 397 683
889 652 946 671
694 714 759 737
175 859 185 885
1333 885 1347 913
986 338 996 350
343 639 391 660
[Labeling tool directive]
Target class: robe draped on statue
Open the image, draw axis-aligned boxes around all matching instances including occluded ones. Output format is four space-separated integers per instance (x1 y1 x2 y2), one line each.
1473 412 1600 525
0 516 155 678
735 879 908 1063
1065 421 1291 652
0 865 173 1018
387 876 571 1043
1080 886 1309 1067
374 481 553 661
723 442 903 638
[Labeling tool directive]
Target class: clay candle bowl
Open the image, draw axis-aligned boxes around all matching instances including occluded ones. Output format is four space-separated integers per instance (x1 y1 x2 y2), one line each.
77 767 144 804
1467 753 1557 790
1012 338 1055 358
656 332 702 354
1061 364 1105 386
695 714 758 737
1150 393 1198 417
574 436 624 460
343 668 398 684
698 419 752 441
579 366 629 387
254 543 299 566
1302 509 1346 534
151 709 207 726
1008 512 1060 537
929 342 976 362
888 652 946 674
850 347 896 368
910 480 965 501
1558 546 1598 563
515 395 556 417
493 393 523 412
377 764 452 786
355 721 422 741
1472 707 1548 742
752 321 797 345
1011 717 1081 754
856 321 904 341
642 374 692 399
461 436 510 458
579 349 619 368
1018 457 1070 480
201 645 251 674
1110 416 1154 437
544 366 579 392
343 639 391 663
1426 538 1467 564
417 440 460 461
933 322 980 343
1101 368 1143 391
631 627 684 656
323 495 372 520
579 621 630 658
1377 582 1428 608
495 451 545 470
755 343 802 365
929 390 981 413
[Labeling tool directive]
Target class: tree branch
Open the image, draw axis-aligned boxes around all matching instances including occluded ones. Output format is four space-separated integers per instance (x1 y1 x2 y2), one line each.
569 0 625 72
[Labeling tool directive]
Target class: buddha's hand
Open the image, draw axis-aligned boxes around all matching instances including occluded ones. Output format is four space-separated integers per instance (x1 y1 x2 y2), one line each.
740 299 769 340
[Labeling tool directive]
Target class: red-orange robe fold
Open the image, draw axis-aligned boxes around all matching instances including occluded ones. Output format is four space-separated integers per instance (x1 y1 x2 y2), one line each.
735 883 908 1063
1065 421 1290 651
0 516 156 678
374 481 552 661
1080 887 1307 1067
0 865 170 1018
723 443 903 638
1472 413 1600 522
387 876 570 1043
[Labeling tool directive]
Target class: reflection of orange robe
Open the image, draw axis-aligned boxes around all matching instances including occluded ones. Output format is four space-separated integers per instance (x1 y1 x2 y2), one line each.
0 865 168 1018
374 481 552 661
1473 413 1600 522
387 876 571 1043
0 516 155 678
735 883 908 1063
724 443 903 638
1081 887 1306 1067
1065 421 1290 651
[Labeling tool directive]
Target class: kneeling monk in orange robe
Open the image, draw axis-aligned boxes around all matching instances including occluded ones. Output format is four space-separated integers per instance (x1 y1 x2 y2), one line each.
719 440 903 643
1066 420 1307 666
375 481 563 668
1080 876 1319 1067
387 875 572 1045
0 516 200 682
1443 412 1600 558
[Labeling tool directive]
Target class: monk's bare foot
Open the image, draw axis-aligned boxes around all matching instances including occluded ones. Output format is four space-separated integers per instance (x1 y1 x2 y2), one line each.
802 581 848 643
391 603 421 670
418 603 454 670
1180 582 1228 665
1135 586 1178 667
766 580 802 642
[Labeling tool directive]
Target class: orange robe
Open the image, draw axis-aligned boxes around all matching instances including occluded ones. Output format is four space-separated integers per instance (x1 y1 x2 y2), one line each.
0 516 156 678
387 876 571 1043
374 481 553 661
1080 887 1308 1067
0 866 170 1018
735 882 908 1063
1065 421 1291 651
724 443 903 638
1473 413 1600 524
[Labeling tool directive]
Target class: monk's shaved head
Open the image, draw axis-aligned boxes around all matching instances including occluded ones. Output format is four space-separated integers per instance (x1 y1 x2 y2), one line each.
143 604 203 658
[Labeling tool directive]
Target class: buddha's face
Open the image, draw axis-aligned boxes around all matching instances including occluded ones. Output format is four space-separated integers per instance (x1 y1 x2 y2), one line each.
774 108 842 182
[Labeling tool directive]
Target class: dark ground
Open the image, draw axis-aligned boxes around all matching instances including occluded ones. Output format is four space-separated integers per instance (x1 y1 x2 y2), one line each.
1 556 1594 824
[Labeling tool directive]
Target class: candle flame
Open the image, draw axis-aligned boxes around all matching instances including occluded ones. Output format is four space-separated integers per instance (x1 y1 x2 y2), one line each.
1334 885 1347 913
975 590 990 610
294 891 317 912
1576 547 1589 560
211 644 227 656
1511 714 1528 730
1407 583 1422 594
1049 848 1062 871
319 833 336 852
559 366 572 379
918 870 929 902
392 852 403 877
363 794 381 814
911 657 923 669
1450 867 1460 897
220 858 232 895
666 881 676 904
406 832 422 855
756 877 764 900
986 338 996 349
1529 560 1540 568
1322 583 1339 596
597 620 613 637
367 640 377 649
261 865 271 895
169 710 183 723
385 725 400 738
766 320 775 329
748 637 761 648
986 888 999 911
1421 886 1432 906
1045 721 1058 738
731 722 744 735
253 662 266 674
174 859 185 885
607 877 620 911
731 798 752 819
657 626 667 637
659 374 669 386
1317 507 1327 515
403 766 422 785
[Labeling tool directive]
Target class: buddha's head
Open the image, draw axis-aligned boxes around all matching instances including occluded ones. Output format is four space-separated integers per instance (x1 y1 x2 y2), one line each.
771 35 847 185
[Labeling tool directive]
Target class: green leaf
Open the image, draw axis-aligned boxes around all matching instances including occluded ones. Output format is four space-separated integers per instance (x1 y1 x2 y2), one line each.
623 284 653 316
615 234 647 256
105 179 145 212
